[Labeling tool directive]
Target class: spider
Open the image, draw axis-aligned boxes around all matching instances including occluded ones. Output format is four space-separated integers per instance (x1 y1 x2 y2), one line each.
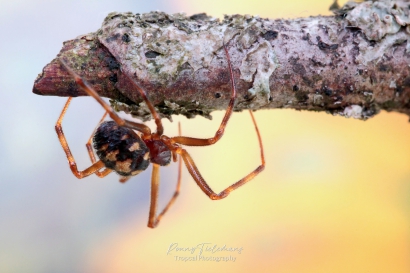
55 45 265 228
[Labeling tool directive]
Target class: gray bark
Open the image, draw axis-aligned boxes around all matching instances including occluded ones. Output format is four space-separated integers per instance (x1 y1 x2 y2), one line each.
33 0 410 121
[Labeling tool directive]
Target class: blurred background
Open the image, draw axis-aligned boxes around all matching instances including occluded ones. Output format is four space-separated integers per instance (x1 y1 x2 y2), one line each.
0 0 409 272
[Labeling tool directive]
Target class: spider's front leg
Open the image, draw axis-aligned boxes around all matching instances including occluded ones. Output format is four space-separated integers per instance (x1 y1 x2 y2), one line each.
55 97 111 179
58 59 152 136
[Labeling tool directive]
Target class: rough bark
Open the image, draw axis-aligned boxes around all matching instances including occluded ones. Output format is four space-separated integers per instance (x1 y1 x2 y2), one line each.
33 0 410 121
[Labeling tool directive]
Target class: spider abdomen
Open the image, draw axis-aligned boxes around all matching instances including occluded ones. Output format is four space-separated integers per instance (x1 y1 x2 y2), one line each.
93 121 150 176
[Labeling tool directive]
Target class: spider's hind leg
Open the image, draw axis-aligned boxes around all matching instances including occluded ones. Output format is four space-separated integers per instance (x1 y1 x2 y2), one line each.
176 110 265 200
85 111 112 178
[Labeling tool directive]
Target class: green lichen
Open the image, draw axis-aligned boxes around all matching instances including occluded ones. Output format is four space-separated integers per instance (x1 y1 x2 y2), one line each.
110 99 213 121
381 100 397 111
295 90 309 102
345 0 410 41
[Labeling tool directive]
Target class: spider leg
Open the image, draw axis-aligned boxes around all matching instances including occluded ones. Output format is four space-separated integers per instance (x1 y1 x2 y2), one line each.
55 97 111 179
170 45 236 146
122 71 164 136
175 110 265 200
85 111 112 178
148 124 183 228
58 59 152 136
148 164 160 228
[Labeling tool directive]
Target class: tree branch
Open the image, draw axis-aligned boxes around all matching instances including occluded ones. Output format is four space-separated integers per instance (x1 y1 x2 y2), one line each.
33 0 410 121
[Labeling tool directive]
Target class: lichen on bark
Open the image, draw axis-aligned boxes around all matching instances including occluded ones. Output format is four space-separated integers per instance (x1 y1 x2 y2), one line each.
33 0 410 121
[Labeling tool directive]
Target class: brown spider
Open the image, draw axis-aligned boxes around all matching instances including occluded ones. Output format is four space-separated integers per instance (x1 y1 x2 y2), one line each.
55 45 265 228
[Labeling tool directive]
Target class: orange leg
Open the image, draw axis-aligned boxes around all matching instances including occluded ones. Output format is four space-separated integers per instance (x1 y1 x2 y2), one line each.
175 110 265 200
55 97 111 179
170 45 236 146
85 111 112 178
147 157 183 228
121 72 164 136
148 124 183 228
148 164 160 228
58 60 152 136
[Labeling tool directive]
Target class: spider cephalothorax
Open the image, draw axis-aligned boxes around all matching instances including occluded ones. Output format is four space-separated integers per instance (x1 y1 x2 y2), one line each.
144 139 172 166
55 44 265 228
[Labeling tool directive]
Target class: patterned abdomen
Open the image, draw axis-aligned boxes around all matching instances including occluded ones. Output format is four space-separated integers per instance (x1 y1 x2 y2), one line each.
93 121 150 176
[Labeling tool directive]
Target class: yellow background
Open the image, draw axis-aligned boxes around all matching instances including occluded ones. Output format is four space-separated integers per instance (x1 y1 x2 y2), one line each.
0 0 409 272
